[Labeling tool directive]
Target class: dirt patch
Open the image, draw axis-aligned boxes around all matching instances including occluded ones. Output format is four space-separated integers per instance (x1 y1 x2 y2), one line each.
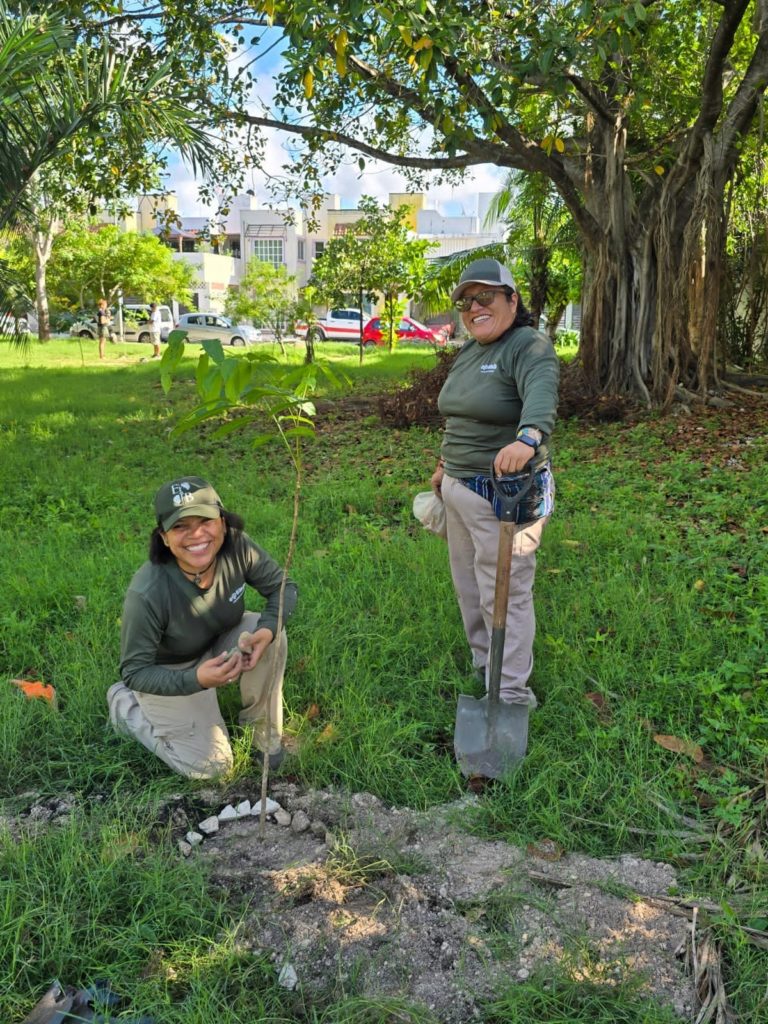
189 785 694 1021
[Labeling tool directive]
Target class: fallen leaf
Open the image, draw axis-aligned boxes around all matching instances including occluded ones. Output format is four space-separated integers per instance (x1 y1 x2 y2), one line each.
562 539 581 548
653 733 704 763
316 723 338 744
585 690 612 724
693 579 706 591
466 774 500 795
526 838 564 861
305 703 320 720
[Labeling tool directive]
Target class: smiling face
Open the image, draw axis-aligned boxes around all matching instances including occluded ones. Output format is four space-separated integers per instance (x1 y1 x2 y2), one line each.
161 514 226 575
459 287 518 345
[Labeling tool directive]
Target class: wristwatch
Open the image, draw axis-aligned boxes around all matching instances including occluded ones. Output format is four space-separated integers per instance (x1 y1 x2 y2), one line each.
516 426 542 450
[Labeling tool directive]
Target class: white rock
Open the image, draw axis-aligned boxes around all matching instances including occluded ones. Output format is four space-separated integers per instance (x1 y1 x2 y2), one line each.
184 831 203 847
198 816 219 835
277 963 298 990
251 798 281 817
291 809 311 833
236 799 252 817
178 840 192 857
274 809 292 827
218 804 237 822
517 968 530 980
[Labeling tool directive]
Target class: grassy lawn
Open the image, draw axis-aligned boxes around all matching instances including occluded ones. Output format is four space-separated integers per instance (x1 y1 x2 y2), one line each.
0 338 766 1022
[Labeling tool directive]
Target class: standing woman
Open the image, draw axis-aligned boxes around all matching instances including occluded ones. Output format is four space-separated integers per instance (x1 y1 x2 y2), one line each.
431 259 559 710
108 476 297 779
95 298 112 360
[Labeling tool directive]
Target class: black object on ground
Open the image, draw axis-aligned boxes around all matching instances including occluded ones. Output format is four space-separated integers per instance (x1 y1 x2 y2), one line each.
22 979 154 1024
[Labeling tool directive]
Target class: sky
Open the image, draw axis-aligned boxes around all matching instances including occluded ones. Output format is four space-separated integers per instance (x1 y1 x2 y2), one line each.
166 29 508 222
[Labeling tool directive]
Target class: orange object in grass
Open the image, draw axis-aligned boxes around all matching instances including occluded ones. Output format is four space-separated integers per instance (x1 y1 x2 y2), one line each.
10 679 57 704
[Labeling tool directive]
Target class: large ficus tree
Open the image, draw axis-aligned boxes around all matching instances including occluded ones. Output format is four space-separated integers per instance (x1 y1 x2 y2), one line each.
34 3 768 404
230 0 768 407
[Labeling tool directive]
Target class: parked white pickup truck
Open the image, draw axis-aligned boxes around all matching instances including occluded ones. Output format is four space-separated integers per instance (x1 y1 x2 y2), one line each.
294 308 363 342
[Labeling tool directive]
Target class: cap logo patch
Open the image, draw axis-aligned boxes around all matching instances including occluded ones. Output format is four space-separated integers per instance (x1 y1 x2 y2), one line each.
171 482 195 507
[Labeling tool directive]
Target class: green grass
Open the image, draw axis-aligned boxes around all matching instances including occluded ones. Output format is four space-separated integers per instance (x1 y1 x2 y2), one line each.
1 337 766 1021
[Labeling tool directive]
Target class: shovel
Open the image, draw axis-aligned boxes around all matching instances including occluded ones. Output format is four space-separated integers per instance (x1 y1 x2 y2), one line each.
453 463 536 779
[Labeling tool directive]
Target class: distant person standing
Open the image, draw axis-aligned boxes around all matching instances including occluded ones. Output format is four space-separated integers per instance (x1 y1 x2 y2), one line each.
149 302 162 359
95 298 113 359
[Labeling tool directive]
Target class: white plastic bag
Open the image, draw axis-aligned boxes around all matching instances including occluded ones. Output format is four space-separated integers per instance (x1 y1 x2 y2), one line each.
412 491 447 539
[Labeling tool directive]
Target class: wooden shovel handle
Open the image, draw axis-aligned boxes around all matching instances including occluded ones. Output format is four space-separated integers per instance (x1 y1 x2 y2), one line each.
492 521 516 631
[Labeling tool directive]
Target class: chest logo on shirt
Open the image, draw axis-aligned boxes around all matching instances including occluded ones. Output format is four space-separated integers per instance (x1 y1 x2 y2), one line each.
480 362 497 373
229 584 246 604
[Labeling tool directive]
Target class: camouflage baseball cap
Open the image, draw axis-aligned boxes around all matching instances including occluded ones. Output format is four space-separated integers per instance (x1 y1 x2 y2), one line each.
154 477 223 531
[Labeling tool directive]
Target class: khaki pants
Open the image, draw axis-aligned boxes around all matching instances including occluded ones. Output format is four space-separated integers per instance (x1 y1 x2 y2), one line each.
442 475 548 706
107 612 287 779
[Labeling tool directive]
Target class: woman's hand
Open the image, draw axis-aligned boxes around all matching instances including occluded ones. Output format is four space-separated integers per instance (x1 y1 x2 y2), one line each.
197 649 244 689
430 461 445 497
493 441 535 477
237 627 274 670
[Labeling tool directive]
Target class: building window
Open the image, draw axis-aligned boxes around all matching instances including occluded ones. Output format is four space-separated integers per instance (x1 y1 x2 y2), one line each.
251 238 284 267
297 239 305 261
314 240 325 258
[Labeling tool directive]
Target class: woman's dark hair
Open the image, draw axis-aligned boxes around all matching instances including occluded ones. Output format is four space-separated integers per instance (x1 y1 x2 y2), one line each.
506 288 534 327
149 509 245 564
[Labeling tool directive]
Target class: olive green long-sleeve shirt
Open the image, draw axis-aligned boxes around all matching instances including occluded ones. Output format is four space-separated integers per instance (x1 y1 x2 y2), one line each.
437 325 559 477
120 531 297 696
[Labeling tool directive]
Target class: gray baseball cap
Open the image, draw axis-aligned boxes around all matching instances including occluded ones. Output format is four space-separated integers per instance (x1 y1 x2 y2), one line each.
451 258 516 301
154 476 223 531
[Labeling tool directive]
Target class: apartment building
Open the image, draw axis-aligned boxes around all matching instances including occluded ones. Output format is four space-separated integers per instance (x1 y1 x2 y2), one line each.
133 190 514 317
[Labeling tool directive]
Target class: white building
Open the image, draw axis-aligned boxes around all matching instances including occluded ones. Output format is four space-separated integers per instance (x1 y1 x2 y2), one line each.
133 190 530 320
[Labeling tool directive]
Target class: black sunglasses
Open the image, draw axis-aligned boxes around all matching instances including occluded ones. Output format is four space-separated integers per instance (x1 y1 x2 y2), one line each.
453 288 509 312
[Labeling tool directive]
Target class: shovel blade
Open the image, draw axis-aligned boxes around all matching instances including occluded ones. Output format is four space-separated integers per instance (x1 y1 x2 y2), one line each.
453 694 528 779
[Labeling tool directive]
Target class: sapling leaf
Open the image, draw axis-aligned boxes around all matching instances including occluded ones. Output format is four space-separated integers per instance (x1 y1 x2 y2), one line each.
201 338 225 365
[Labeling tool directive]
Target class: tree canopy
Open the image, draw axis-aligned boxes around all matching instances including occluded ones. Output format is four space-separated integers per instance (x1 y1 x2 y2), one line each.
0 1 239 338
49 225 194 310
11 2 768 402
225 258 297 346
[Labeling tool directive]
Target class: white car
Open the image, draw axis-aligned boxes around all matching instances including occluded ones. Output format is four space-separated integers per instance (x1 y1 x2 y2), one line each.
68 307 171 343
174 313 262 346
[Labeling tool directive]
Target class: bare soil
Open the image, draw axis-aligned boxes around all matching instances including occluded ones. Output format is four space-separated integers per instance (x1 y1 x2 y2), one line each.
188 784 695 1021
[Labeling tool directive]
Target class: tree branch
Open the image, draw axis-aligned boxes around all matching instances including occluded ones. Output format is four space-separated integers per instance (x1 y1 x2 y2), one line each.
716 0 768 161
235 113 494 170
441 58 601 245
681 0 751 165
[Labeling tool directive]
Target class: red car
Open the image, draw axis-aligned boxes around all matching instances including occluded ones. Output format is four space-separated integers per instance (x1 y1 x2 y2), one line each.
362 315 448 347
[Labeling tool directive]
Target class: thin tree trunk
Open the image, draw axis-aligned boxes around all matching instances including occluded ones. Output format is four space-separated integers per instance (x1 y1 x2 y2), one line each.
34 224 54 341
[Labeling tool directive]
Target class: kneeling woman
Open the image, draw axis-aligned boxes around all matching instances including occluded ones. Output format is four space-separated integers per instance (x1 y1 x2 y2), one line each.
108 476 297 779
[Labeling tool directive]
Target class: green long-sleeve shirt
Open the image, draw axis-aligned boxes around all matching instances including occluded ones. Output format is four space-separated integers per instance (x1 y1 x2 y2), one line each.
437 325 559 477
120 530 297 696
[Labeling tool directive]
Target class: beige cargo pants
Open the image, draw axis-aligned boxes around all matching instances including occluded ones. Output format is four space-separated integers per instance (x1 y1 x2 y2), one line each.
107 612 287 779
442 475 548 707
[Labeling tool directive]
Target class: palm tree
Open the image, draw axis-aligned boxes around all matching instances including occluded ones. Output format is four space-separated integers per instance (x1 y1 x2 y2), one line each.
0 1 216 342
485 171 581 336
